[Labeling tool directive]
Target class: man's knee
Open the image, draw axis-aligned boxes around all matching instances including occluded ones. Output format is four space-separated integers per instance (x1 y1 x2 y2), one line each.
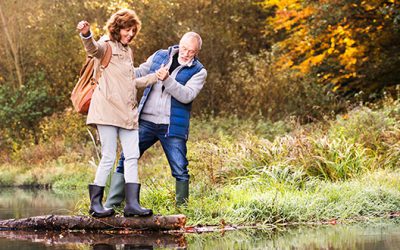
171 168 190 182
167 149 189 181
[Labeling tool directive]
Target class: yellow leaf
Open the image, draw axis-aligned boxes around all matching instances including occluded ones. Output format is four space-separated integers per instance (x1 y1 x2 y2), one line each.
310 54 325 65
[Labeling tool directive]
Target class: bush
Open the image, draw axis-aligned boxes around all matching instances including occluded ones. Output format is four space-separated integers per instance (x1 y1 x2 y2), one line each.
329 106 397 150
38 109 90 147
219 51 347 122
0 73 57 146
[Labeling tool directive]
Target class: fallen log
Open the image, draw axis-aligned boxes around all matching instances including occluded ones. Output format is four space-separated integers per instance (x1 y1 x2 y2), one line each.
0 214 186 231
0 230 187 248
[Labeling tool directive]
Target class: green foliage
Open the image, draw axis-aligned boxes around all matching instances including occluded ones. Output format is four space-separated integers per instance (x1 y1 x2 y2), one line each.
3 99 398 184
187 116 292 184
0 161 94 188
0 164 18 186
329 107 397 150
222 51 347 121
137 169 400 225
0 72 57 145
52 167 95 190
1 109 96 164
38 109 90 146
303 137 371 181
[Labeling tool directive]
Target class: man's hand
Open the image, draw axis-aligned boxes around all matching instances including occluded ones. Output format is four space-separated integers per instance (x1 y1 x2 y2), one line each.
156 64 169 81
77 20 90 37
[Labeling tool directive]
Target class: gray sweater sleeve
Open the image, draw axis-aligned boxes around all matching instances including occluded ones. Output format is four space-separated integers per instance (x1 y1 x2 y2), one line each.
162 68 207 104
134 54 155 78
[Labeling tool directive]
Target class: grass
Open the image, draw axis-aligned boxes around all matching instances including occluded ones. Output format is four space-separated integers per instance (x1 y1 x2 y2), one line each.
1 98 400 226
116 168 399 226
0 160 95 189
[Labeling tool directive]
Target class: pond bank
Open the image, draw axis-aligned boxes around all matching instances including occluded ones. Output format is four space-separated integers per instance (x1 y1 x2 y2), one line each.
1 167 400 227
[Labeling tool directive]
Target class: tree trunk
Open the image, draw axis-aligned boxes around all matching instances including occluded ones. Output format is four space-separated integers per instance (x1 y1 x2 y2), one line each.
0 214 186 231
0 230 187 248
0 3 23 88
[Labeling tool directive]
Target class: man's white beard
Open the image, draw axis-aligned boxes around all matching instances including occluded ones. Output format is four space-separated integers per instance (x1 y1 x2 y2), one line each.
178 56 190 66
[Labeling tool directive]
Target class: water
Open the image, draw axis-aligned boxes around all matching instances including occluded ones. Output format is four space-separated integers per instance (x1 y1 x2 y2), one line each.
0 188 81 220
0 188 400 249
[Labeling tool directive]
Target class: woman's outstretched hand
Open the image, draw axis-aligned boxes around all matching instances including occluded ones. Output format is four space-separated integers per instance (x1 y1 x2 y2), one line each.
77 20 90 37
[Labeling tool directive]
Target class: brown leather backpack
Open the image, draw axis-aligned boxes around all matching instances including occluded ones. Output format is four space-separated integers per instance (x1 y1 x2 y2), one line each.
71 42 112 114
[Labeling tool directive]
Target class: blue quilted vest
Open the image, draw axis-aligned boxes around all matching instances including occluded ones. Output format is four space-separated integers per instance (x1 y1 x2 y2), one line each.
138 45 204 140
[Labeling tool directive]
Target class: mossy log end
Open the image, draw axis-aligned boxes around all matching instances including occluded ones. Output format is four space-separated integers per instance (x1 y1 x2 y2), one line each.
0 214 186 231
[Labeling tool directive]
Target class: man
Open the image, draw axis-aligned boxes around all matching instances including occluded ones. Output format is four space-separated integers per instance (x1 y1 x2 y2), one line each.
105 32 207 208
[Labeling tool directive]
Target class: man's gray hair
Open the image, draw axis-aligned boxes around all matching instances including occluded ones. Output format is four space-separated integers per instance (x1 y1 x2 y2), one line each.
181 32 202 50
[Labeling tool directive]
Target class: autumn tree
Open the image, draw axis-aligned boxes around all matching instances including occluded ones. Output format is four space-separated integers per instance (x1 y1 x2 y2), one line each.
262 0 400 95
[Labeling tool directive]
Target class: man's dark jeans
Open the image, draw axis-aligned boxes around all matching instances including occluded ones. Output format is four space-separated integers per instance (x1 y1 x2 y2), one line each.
116 120 189 181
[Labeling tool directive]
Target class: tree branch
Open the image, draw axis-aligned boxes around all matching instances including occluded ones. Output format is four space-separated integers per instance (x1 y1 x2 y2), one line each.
0 3 23 88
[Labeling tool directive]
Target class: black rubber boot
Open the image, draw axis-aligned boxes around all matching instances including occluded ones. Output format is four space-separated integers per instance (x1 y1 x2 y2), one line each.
124 183 153 217
104 172 125 209
176 180 189 206
88 184 115 218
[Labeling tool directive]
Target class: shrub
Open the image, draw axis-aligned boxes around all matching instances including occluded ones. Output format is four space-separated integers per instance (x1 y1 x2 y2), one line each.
0 73 58 145
329 107 396 150
221 51 346 122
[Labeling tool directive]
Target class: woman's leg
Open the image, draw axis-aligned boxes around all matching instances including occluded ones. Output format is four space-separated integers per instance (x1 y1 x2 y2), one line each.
119 128 140 183
94 125 118 186
89 125 117 217
119 128 152 216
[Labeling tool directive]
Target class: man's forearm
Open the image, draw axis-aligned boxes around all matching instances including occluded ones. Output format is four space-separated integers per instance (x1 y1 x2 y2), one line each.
163 69 207 104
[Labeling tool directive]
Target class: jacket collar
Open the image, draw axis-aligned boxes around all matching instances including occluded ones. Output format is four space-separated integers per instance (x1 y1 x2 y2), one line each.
100 35 129 51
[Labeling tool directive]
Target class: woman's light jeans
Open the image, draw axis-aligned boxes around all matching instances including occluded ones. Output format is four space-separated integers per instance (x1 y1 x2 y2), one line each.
94 125 140 186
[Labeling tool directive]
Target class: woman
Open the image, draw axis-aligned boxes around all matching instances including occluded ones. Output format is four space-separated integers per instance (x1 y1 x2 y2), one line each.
76 9 157 218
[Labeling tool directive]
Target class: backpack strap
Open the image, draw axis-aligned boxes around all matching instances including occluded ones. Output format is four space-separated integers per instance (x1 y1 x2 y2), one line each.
92 42 112 84
100 42 112 68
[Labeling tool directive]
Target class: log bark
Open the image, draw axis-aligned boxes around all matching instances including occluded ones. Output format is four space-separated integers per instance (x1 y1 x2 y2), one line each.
0 230 187 248
0 214 186 231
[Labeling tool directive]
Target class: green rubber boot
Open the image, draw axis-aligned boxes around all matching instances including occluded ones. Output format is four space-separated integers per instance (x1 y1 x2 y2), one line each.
104 172 125 209
176 180 189 206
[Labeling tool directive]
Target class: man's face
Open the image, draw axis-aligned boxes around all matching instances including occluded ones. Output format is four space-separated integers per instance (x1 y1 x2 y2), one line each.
178 37 199 64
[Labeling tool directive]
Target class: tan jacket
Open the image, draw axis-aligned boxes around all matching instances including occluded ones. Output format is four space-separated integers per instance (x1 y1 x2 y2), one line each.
81 35 157 130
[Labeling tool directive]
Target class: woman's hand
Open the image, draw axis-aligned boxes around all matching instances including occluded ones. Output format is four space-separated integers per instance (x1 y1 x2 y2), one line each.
76 20 90 37
156 65 169 81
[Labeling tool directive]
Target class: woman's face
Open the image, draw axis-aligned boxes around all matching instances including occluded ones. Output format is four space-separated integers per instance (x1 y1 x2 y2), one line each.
119 26 136 45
